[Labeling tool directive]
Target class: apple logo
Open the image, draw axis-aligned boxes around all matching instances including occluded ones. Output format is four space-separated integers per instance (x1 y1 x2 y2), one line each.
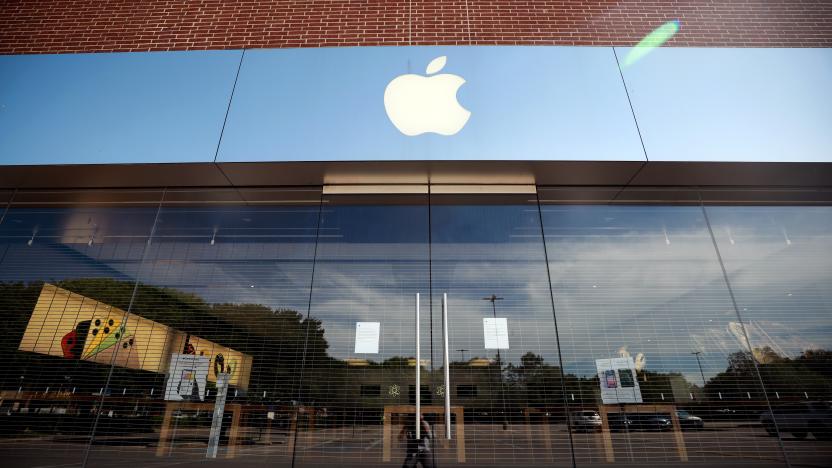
384 56 471 136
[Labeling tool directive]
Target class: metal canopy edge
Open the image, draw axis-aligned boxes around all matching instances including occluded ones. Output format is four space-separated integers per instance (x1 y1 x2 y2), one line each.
0 160 829 190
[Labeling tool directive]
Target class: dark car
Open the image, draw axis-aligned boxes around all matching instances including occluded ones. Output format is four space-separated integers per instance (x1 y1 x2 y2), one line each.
607 413 634 432
676 410 704 430
627 413 673 432
761 401 832 440
570 410 602 432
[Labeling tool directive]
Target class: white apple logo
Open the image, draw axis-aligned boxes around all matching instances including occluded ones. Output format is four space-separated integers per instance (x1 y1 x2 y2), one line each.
384 56 471 136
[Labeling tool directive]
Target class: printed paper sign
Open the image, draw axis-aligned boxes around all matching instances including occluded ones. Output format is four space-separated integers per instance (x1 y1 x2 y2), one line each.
483 318 509 349
164 353 210 401
596 357 643 404
355 322 380 354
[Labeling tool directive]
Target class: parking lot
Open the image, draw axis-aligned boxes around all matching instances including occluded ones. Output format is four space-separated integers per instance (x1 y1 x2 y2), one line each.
2 421 829 468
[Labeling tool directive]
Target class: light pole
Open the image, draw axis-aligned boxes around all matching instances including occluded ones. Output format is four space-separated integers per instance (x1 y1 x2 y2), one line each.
456 348 469 363
691 351 707 388
482 294 508 430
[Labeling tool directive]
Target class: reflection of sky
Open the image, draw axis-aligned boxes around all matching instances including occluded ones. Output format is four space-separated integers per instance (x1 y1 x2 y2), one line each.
1 204 829 387
2 46 829 164
542 205 832 383
0 51 241 165
217 46 643 162
618 47 832 162
705 206 832 357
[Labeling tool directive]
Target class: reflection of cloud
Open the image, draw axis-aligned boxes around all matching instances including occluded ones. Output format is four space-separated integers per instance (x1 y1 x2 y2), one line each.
308 248 561 365
546 219 832 377
727 322 751 351
617 346 646 371
691 325 742 357
50 206 830 385
727 320 817 359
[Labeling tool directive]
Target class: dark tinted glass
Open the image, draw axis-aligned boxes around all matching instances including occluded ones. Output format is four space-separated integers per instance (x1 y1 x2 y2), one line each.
540 203 788 468
1 187 827 468
0 195 159 467
705 206 832 466
430 195 570 467
294 194 431 467
81 189 321 466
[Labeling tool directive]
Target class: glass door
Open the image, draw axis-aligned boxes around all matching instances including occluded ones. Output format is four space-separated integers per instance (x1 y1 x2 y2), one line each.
294 189 573 468
429 192 572 468
294 192 432 468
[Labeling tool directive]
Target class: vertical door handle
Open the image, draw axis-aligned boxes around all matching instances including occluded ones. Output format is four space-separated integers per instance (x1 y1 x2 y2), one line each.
415 293 421 439
443 293 452 439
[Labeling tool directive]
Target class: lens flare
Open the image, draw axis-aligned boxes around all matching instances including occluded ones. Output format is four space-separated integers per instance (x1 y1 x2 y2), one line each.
622 19 680 67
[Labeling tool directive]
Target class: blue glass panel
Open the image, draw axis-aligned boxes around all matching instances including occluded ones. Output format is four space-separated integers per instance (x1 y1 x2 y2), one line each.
0 50 242 165
618 47 832 162
217 46 645 162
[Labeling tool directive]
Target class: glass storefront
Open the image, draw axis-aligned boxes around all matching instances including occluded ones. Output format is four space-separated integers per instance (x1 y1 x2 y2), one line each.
0 188 829 468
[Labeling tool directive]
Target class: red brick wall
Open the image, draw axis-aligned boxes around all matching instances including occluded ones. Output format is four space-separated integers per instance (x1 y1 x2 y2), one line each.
1 0 830 54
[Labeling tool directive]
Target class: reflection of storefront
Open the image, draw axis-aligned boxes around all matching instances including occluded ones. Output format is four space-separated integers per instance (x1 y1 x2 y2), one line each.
18 284 253 392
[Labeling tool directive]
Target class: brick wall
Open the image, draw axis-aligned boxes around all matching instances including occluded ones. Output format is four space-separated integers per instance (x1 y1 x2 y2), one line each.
1 0 830 54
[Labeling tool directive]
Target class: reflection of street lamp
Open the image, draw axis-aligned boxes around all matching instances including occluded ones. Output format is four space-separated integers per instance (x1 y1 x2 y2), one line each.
456 349 469 363
483 295 504 319
482 295 508 430
691 351 707 388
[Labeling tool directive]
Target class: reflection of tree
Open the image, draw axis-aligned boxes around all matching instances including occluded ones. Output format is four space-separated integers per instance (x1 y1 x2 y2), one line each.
7 279 830 421
1 279 329 402
706 348 832 401
506 352 562 408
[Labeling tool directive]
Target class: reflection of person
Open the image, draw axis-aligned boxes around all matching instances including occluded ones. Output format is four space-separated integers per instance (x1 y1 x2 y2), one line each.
399 414 434 468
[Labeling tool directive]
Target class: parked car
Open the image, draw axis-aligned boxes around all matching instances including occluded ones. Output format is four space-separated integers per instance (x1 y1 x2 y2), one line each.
607 413 634 432
570 410 602 432
627 413 673 432
676 410 704 430
760 401 832 440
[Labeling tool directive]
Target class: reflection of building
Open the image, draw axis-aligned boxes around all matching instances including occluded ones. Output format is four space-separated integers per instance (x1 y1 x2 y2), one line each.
344 366 499 412
19 284 253 389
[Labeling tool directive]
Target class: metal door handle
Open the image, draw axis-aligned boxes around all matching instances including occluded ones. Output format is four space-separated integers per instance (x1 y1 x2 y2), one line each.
443 293 451 439
415 293 421 439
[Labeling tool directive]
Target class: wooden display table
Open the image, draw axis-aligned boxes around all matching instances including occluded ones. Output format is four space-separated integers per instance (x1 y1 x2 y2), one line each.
382 405 466 463
596 404 687 463
156 401 242 459
286 405 318 455
522 408 554 462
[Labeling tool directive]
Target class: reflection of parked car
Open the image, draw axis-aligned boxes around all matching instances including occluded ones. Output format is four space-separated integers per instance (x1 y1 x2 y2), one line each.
607 413 634 432
761 401 832 440
571 410 602 432
676 410 704 430
628 413 672 432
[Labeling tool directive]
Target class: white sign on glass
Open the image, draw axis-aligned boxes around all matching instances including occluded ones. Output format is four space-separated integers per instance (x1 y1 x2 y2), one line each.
164 353 210 401
483 317 509 349
355 322 381 354
595 356 643 404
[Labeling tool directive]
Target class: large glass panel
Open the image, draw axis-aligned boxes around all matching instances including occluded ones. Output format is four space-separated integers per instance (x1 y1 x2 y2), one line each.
294 193 431 468
705 205 832 467
81 188 322 467
430 193 570 467
618 47 832 163
0 190 161 467
540 201 788 468
217 46 644 162
0 50 242 165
